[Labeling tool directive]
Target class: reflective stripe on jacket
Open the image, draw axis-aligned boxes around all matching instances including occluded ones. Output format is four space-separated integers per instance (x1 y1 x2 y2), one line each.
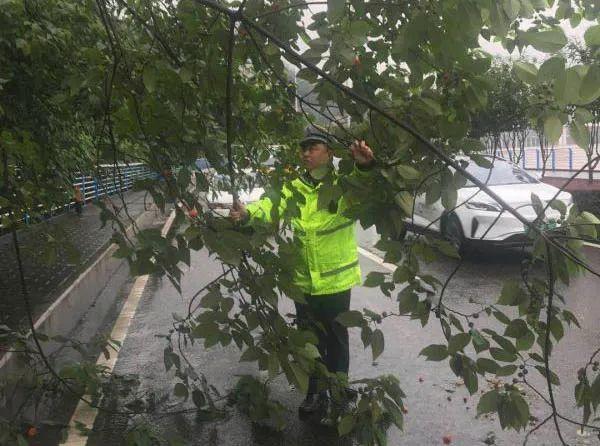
246 166 370 296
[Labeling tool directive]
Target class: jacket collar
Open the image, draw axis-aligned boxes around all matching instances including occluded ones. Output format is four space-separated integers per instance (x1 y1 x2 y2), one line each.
300 164 335 188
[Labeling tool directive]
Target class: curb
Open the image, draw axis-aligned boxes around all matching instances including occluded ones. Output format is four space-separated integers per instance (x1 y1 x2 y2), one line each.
63 209 176 446
0 207 161 375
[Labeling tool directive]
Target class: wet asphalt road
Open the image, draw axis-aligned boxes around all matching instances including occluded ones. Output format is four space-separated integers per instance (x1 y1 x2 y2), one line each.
86 228 600 446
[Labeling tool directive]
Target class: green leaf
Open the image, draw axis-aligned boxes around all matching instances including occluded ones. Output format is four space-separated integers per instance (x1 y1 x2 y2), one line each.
470 154 493 168
327 0 345 22
471 330 490 353
448 333 471 354
393 265 412 283
511 391 531 430
179 66 193 83
531 193 544 217
549 317 564 342
581 211 600 225
240 347 260 362
463 366 478 395
361 326 373 347
432 238 460 259
347 21 370 46
529 352 544 363
504 319 529 338
492 334 517 354
538 57 565 83
338 414 356 436
498 281 525 306
174 383 189 400
543 115 562 144
419 344 449 361
584 24 600 46
17 435 28 446
580 65 600 103
570 119 590 149
398 288 418 314
477 358 500 374
290 362 309 393
394 191 414 216
371 329 385 360
554 67 582 104
192 389 206 408
549 198 567 216
441 185 458 211
493 310 511 324
164 347 174 371
477 390 499 415
590 375 600 409
364 271 386 288
516 330 535 351
383 397 404 429
200 290 221 309
496 364 518 376
513 61 538 84
418 97 443 116
336 310 364 327
562 310 581 328
535 365 561 385
396 164 420 180
522 27 567 53
143 66 158 93
490 347 517 363
426 181 441 205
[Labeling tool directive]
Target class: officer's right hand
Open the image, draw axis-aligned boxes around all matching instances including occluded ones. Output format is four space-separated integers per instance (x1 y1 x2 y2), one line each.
230 200 247 223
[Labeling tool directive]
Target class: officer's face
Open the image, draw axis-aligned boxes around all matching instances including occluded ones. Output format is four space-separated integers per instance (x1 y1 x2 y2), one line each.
300 142 332 170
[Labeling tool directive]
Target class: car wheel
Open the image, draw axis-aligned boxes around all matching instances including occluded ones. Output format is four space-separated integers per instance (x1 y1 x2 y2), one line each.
443 214 466 255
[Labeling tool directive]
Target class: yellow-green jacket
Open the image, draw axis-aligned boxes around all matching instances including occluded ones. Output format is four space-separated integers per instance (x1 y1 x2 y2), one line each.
247 166 371 296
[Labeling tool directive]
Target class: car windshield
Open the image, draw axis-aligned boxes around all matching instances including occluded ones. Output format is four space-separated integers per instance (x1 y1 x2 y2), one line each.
464 159 538 187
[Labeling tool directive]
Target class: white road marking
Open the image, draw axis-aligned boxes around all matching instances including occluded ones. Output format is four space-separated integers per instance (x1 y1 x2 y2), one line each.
63 210 175 446
357 246 395 271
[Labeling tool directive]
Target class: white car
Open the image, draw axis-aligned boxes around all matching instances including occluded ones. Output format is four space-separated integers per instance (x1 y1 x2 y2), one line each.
407 156 573 251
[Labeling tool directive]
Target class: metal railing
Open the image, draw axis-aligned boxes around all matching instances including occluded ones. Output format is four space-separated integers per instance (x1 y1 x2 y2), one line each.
492 147 600 174
2 163 156 229
72 163 156 204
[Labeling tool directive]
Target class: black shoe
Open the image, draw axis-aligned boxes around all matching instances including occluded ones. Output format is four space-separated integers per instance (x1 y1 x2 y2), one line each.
298 392 327 418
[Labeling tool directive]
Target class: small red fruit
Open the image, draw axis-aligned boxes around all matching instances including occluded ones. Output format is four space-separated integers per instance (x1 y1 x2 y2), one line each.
26 426 38 437
188 209 198 218
442 435 452 444
352 55 361 66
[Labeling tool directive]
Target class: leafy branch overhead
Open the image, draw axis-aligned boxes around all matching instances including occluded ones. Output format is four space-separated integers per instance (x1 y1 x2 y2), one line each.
1 1 600 445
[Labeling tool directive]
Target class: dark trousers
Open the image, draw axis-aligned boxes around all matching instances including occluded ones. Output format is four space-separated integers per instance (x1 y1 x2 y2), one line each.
295 289 351 395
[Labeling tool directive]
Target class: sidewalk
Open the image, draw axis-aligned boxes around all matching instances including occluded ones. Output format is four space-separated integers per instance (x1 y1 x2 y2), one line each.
0 190 150 330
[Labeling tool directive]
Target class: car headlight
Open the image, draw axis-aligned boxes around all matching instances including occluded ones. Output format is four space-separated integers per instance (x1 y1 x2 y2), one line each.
465 201 502 212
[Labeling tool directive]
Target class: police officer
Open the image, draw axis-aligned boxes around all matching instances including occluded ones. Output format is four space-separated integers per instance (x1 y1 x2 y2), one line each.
231 127 374 417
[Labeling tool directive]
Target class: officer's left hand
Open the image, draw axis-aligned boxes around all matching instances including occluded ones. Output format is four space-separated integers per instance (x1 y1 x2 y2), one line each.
350 140 374 166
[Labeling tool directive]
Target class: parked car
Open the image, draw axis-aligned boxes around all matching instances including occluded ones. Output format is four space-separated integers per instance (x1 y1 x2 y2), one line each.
405 156 573 251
